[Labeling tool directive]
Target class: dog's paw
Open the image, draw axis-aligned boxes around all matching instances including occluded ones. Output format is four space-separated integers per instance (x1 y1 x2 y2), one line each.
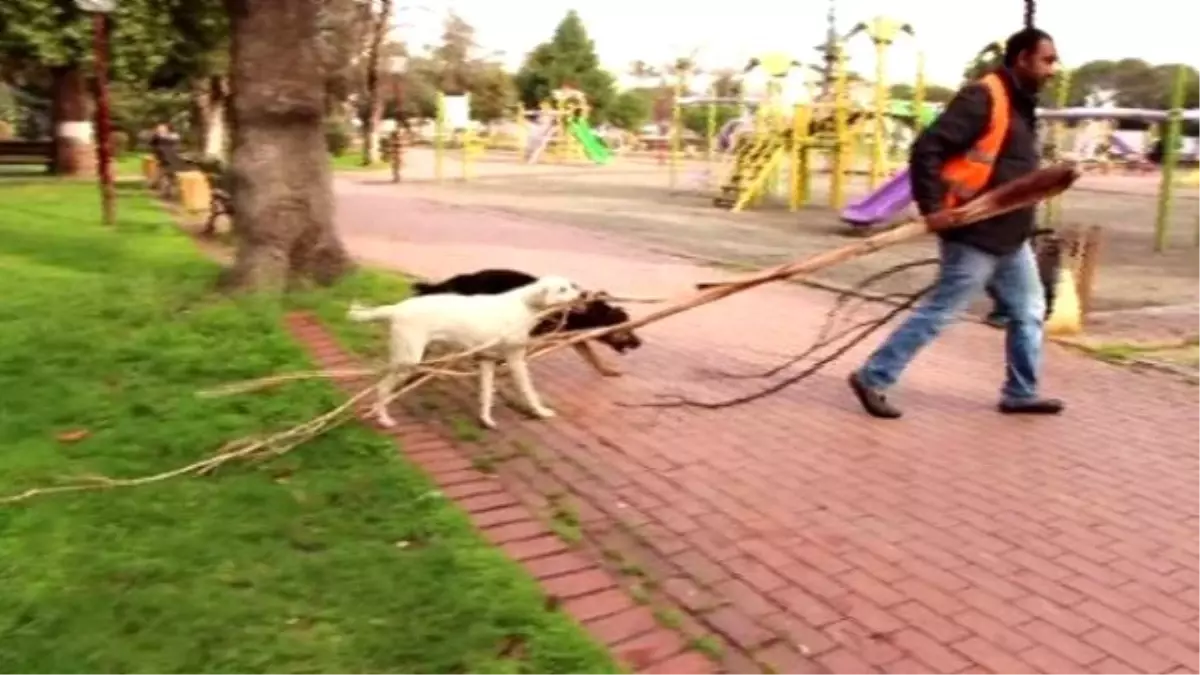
376 411 398 429
479 415 498 430
531 407 557 420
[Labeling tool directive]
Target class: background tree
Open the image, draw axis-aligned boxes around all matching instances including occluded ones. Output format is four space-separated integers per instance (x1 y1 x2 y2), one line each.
433 12 473 94
889 82 955 103
0 0 225 173
468 62 516 122
606 89 651 130
393 54 439 120
668 56 696 91
680 103 740 137
359 0 392 165
317 0 372 118
710 69 741 98
222 0 352 292
627 60 658 84
513 10 616 122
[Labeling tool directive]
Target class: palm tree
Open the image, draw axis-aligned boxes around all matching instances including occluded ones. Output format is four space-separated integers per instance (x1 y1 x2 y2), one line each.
628 60 658 81
843 17 915 45
962 41 1004 83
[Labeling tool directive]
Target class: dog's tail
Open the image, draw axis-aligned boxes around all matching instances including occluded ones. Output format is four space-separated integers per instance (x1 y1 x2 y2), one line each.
347 301 393 323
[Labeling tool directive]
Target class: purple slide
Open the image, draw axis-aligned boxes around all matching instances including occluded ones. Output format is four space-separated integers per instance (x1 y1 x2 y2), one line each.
839 168 914 227
1109 135 1138 158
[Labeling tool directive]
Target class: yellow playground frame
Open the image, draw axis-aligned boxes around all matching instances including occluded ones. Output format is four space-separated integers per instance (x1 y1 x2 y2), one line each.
668 37 927 214
533 88 591 164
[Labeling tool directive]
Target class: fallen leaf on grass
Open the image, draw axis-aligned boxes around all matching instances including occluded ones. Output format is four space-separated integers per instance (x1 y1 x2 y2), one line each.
55 429 90 443
495 634 528 660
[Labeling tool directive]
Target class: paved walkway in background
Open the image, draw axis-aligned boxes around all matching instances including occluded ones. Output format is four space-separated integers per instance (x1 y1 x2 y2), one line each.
334 178 1200 674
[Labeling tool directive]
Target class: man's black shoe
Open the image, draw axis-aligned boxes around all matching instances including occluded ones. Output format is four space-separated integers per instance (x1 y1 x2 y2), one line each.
848 372 903 419
998 398 1065 415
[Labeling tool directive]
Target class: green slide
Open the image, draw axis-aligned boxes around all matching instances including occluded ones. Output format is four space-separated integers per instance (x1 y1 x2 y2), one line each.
568 118 613 165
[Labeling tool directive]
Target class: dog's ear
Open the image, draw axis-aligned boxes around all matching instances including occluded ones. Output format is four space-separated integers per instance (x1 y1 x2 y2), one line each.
526 284 551 307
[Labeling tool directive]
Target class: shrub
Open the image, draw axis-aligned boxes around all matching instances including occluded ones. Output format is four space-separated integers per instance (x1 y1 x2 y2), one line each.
325 119 352 157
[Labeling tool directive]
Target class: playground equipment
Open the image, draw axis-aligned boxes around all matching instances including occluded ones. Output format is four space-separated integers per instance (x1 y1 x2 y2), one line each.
710 51 846 212
845 16 917 191
523 87 612 166
699 40 928 215
690 50 850 212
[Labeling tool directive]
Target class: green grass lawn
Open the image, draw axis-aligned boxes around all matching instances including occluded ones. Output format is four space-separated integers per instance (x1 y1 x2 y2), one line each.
110 153 386 178
0 179 615 674
329 152 390 172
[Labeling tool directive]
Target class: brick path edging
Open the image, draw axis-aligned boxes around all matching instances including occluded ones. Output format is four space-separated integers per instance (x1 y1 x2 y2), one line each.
284 311 717 674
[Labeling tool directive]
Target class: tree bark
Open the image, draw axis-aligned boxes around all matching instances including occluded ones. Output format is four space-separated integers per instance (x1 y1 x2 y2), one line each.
192 75 230 160
222 0 354 293
359 0 393 166
50 65 96 176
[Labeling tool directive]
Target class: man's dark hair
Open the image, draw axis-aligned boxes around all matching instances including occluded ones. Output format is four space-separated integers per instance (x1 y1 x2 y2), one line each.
1002 27 1052 67
1003 0 1051 68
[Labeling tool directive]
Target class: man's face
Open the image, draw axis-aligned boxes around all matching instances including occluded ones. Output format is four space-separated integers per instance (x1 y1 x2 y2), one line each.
1018 38 1059 90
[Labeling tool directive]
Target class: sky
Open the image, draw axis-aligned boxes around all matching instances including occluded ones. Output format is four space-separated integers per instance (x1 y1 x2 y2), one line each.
390 0 1199 88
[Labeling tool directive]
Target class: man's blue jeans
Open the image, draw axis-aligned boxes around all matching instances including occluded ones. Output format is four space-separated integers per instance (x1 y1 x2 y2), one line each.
857 239 1047 403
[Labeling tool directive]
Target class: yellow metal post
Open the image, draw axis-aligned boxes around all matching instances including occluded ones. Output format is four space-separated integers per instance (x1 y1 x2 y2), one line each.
1043 69 1071 228
706 95 716 188
790 103 812 211
913 51 926 132
830 44 849 209
669 72 683 190
435 91 445 183
870 39 888 190
460 130 470 181
516 103 526 155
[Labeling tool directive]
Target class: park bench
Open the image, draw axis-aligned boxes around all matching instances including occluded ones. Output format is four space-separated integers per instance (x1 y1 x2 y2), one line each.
0 140 54 172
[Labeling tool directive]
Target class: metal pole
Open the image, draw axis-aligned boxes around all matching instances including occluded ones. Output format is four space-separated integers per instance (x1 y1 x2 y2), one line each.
1153 64 1186 253
870 39 888 190
391 75 403 183
92 12 115 226
434 91 444 182
669 72 682 190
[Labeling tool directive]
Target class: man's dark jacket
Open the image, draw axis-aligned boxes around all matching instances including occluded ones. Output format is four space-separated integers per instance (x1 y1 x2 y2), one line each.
909 68 1040 256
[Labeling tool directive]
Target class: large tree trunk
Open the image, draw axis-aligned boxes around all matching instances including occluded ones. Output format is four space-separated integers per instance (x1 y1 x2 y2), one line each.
359 0 392 166
222 0 353 293
50 65 96 176
191 75 230 160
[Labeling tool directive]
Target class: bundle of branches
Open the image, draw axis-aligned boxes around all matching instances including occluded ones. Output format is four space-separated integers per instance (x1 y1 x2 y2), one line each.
0 164 1080 505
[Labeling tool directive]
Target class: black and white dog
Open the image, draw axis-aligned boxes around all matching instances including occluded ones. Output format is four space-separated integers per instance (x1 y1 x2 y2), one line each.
985 228 1065 327
413 268 643 376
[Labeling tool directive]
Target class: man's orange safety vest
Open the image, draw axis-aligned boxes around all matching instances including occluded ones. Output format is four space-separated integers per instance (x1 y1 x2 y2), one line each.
940 73 1011 208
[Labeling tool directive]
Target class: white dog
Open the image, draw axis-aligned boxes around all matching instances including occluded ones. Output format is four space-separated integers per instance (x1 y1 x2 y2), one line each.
347 275 583 429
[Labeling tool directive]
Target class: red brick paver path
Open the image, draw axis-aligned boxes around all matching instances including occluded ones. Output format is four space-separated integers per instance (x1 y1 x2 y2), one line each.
331 179 1200 674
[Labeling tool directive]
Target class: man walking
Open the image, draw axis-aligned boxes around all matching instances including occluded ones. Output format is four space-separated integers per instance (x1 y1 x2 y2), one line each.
848 27 1064 419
